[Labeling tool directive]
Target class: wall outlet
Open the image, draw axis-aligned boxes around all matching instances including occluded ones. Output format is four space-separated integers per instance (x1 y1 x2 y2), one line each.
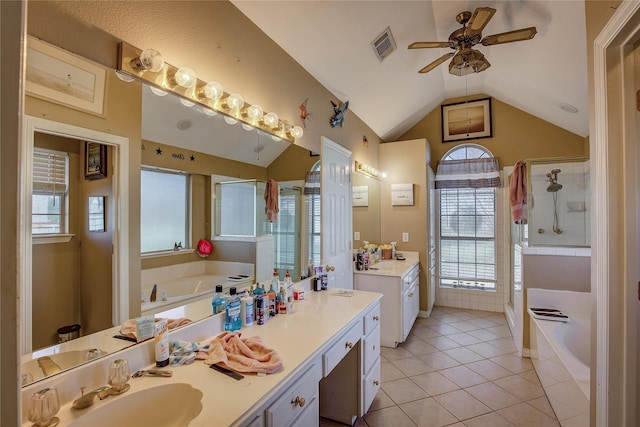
402 232 409 242
354 231 360 241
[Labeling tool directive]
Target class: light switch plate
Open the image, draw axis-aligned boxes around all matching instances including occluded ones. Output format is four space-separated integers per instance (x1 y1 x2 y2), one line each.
402 232 409 242
354 231 360 241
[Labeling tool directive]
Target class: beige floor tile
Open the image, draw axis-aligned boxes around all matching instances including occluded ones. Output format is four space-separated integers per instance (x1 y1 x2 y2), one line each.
471 318 500 328
426 336 462 351
493 375 545 401
400 339 440 356
440 365 489 388
434 389 492 421
518 369 542 386
462 412 515 427
465 328 502 342
488 337 518 353
391 356 435 376
399 397 458 427
491 353 534 374
410 326 443 339
465 342 511 358
484 325 512 338
410 371 460 396
429 323 463 335
381 345 415 361
465 382 522 410
369 388 396 411
465 359 512 381
497 402 560 427
449 311 478 321
448 320 482 332
527 396 557 419
381 361 406 382
419 351 461 370
447 332 483 346
364 405 417 427
381 377 429 405
442 347 485 364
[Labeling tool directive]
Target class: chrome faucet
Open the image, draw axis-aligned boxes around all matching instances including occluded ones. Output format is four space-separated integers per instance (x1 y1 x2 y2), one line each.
37 356 62 376
71 386 112 410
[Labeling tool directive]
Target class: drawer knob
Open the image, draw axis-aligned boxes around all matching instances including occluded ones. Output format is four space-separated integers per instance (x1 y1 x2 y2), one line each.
373 315 379 321
409 292 414 298
292 396 306 408
373 380 379 386
345 341 354 349
325 265 335 272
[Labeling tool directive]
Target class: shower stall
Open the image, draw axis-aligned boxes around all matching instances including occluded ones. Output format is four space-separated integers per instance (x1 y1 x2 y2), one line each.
515 157 590 248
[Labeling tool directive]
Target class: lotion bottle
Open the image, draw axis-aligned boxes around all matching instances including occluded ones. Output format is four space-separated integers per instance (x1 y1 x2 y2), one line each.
154 318 169 367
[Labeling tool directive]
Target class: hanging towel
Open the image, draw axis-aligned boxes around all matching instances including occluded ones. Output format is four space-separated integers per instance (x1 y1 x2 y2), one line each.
509 160 528 224
264 178 279 222
199 331 283 374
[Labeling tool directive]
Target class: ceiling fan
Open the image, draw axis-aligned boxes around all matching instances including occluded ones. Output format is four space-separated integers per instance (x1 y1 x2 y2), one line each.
409 7 537 76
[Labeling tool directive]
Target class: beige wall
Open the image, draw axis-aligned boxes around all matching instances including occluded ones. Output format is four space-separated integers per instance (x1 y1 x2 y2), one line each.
399 95 586 171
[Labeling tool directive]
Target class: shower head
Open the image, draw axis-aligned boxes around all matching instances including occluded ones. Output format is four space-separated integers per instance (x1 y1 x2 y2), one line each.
546 182 563 192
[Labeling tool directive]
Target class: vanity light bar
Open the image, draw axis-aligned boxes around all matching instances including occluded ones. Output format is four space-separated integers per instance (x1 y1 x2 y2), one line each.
117 42 302 143
355 161 384 180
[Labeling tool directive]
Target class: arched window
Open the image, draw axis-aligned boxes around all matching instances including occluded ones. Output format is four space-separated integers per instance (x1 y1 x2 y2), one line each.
438 144 497 290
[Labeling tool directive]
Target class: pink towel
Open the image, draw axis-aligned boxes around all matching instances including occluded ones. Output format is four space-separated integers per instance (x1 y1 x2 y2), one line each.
509 161 528 224
119 317 192 340
200 331 283 374
264 179 279 222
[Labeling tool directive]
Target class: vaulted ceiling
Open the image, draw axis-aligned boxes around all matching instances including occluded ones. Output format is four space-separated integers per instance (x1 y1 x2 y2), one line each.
231 0 589 141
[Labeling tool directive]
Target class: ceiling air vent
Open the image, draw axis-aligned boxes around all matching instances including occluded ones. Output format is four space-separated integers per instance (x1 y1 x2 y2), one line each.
372 27 396 62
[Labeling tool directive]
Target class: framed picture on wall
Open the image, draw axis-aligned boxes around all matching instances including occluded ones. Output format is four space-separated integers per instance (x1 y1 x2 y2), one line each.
442 97 492 142
85 141 107 180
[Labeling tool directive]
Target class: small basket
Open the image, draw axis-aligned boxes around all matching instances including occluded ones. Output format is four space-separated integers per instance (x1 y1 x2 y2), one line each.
381 248 392 260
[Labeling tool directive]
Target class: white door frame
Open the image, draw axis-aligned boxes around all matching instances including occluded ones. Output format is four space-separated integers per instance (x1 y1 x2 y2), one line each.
20 116 129 354
593 2 640 425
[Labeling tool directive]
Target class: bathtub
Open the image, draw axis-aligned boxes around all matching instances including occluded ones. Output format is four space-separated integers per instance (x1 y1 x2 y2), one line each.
141 261 253 316
528 288 590 426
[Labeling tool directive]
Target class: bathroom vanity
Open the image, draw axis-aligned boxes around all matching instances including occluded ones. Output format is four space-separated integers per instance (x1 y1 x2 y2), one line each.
20 282 382 426
354 252 420 347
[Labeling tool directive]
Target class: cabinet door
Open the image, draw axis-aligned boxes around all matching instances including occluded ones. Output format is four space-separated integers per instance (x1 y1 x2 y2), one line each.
362 358 381 414
402 283 419 340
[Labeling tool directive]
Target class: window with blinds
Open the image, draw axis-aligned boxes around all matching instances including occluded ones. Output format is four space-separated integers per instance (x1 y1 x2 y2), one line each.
32 148 68 234
273 187 301 279
438 145 497 291
307 163 321 266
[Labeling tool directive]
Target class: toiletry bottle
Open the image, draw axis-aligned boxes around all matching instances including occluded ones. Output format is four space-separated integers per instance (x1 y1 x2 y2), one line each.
278 285 287 314
211 285 226 315
270 268 279 293
224 287 242 331
287 296 294 314
267 291 277 317
284 268 292 287
241 292 254 327
256 294 265 325
154 318 169 367
307 258 314 278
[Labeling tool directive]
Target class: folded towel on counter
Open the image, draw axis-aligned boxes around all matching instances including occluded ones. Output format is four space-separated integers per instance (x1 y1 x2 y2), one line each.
119 317 192 340
200 331 283 374
169 340 212 366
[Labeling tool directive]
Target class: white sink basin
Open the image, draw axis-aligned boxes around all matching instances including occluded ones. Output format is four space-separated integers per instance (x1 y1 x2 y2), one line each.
68 383 203 427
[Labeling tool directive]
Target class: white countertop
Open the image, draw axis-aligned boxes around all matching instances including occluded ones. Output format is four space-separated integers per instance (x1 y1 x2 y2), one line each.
27 287 382 427
353 252 419 278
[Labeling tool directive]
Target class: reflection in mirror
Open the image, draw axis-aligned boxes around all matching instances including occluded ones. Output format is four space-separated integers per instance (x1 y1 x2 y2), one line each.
352 171 381 248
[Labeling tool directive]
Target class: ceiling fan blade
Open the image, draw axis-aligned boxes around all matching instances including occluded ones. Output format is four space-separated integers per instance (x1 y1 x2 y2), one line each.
408 41 451 49
418 52 455 74
481 27 537 46
465 7 496 36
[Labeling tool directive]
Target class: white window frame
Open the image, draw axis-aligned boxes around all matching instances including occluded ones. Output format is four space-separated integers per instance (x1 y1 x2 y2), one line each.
140 167 192 256
437 144 497 291
307 162 321 266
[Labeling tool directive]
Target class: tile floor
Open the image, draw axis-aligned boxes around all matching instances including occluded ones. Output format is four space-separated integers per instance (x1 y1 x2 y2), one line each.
322 306 560 427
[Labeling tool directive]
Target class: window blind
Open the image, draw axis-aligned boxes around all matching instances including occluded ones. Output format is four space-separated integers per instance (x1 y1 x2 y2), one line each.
33 148 68 194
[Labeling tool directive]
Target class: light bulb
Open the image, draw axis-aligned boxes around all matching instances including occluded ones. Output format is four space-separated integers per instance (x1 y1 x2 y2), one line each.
131 48 164 72
242 123 254 131
203 107 217 117
271 135 282 142
246 105 263 121
173 67 197 89
225 94 244 111
290 126 304 139
179 98 195 107
224 116 238 125
263 112 279 128
115 70 135 82
201 81 223 100
149 86 168 96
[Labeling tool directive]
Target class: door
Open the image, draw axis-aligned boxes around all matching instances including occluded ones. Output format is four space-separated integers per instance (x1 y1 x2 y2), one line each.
321 137 353 290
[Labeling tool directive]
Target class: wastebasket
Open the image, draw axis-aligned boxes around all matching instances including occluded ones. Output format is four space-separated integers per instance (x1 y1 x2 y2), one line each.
57 324 81 343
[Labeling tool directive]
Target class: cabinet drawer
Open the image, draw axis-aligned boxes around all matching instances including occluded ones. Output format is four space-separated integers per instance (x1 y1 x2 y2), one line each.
323 319 362 376
363 303 381 336
266 363 321 427
362 357 381 414
363 324 380 374
290 395 318 427
402 265 419 292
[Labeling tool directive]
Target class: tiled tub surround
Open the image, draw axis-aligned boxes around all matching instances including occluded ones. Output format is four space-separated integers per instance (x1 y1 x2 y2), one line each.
348 306 561 427
21 280 382 426
527 289 590 426
141 260 254 316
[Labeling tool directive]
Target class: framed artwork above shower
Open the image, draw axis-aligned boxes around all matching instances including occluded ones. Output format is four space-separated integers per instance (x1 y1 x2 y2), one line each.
85 142 107 180
442 98 492 142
